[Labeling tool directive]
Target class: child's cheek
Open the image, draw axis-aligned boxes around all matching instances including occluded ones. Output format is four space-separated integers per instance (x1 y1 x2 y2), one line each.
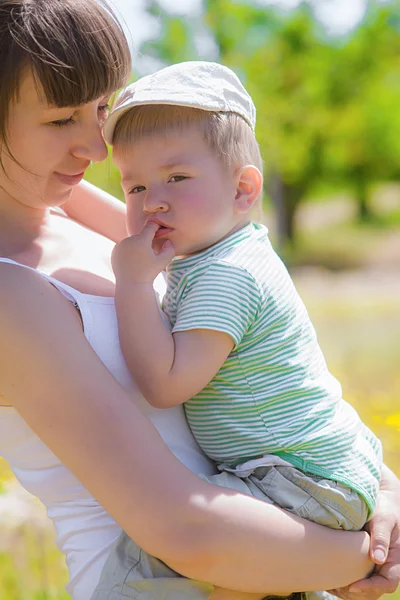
126 202 145 236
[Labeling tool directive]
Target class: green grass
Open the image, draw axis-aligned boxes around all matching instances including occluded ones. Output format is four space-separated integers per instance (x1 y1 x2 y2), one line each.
0 526 69 600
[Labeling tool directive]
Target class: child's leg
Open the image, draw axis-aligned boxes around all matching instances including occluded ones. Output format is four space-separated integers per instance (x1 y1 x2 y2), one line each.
207 467 368 600
91 530 214 599
90 472 270 600
245 466 369 600
91 468 366 600
247 466 369 531
92 534 268 600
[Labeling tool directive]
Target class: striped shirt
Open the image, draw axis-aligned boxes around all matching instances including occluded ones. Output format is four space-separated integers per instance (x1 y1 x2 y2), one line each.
163 223 382 513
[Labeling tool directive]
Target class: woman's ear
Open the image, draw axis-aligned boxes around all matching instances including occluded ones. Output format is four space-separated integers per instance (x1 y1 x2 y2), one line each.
234 165 263 214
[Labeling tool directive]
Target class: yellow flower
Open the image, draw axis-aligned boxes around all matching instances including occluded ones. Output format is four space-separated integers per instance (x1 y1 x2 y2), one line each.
385 414 400 431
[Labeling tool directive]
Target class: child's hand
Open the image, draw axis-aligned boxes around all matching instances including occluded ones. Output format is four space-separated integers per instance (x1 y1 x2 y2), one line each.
112 222 175 284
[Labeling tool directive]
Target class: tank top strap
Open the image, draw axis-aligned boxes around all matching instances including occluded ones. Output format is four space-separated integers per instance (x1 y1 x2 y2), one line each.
0 258 93 335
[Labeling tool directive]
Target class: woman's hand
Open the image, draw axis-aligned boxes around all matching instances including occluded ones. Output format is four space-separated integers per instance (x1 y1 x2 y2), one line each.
329 465 400 600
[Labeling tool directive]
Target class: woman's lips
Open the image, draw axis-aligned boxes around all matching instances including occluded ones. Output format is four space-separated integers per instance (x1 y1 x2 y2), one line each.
54 171 85 186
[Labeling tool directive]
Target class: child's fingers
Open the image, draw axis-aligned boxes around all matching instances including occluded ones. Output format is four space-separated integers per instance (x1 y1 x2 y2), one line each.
141 221 160 242
157 240 175 265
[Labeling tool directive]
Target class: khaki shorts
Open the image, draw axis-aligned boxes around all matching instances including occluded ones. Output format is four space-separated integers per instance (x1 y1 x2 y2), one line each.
230 465 369 531
91 466 367 599
91 531 214 599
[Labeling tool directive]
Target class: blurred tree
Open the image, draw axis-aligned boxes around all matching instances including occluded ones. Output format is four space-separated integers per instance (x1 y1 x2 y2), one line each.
208 1 332 245
141 0 199 63
323 1 400 222
205 0 400 236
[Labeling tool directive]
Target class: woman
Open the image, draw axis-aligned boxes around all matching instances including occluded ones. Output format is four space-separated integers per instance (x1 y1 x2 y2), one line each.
0 1 399 600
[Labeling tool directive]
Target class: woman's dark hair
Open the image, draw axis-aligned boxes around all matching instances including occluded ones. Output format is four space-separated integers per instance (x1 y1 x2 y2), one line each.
0 0 131 150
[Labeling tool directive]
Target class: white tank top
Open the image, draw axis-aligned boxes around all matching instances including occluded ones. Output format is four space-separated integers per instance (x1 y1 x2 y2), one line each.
0 258 215 600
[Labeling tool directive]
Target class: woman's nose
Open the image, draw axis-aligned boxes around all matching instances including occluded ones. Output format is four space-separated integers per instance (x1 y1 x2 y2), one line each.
72 123 108 163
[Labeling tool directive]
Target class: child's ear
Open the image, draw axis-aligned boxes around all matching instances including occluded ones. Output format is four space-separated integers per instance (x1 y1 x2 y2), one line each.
234 165 263 214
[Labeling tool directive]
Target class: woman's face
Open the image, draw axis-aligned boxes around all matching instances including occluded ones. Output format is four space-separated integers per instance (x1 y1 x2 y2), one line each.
0 70 111 208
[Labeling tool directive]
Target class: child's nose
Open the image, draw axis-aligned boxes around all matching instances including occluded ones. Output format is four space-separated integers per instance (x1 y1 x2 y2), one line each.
143 189 169 213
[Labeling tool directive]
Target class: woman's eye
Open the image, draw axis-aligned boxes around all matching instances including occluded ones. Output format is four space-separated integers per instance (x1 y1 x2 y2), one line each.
98 104 111 122
169 175 187 183
50 103 110 128
99 103 111 113
130 185 146 194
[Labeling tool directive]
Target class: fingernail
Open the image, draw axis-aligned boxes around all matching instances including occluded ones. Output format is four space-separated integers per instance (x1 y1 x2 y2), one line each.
373 548 386 563
348 588 362 594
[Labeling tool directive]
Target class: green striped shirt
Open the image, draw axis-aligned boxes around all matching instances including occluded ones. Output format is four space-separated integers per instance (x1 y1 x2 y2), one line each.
163 223 382 513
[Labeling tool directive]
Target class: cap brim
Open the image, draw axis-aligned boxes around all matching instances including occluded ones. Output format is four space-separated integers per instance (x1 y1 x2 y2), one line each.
103 104 132 145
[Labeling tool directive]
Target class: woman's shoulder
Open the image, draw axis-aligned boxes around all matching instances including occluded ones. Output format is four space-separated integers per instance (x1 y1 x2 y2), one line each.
0 258 80 298
0 259 57 302
0 258 85 407
0 259 50 294
0 259 82 343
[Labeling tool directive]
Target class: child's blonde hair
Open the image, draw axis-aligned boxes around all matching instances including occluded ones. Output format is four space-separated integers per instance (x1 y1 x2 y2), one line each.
113 104 264 209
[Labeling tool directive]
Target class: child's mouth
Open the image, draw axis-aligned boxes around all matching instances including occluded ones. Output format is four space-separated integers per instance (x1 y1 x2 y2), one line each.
154 225 173 238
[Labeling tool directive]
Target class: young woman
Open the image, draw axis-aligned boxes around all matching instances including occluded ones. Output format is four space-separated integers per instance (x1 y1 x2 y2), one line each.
0 1 399 600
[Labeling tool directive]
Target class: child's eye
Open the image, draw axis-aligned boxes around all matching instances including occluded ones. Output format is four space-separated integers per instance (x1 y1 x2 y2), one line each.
50 117 75 128
169 175 187 183
130 185 146 194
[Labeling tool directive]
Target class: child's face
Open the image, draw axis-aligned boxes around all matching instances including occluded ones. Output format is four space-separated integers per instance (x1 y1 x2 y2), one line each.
114 127 245 256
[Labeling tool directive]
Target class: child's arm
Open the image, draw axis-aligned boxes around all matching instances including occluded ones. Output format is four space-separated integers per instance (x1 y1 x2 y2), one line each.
64 180 128 243
112 223 255 408
116 282 234 408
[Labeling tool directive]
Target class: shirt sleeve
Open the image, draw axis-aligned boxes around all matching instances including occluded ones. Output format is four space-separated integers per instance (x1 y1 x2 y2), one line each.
172 261 261 347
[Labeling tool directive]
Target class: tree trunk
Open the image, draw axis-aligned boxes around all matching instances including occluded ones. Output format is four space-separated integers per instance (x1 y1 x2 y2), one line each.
268 172 304 249
354 166 371 222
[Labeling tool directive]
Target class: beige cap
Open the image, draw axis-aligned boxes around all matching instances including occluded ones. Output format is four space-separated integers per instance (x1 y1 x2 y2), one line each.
103 61 256 144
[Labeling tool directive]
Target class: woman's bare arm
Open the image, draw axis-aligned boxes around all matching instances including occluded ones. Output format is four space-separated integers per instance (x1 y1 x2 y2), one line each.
0 262 372 595
64 180 127 243
211 591 265 600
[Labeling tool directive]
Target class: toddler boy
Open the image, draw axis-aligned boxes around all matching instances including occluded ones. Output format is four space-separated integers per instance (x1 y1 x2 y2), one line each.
105 61 382 534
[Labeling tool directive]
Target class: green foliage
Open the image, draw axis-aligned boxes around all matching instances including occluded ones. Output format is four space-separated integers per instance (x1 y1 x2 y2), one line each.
323 2 400 217
143 18 197 64
84 155 124 203
141 0 199 64
0 526 69 599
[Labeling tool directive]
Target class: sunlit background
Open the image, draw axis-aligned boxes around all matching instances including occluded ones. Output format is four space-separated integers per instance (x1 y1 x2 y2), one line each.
1 0 399 597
